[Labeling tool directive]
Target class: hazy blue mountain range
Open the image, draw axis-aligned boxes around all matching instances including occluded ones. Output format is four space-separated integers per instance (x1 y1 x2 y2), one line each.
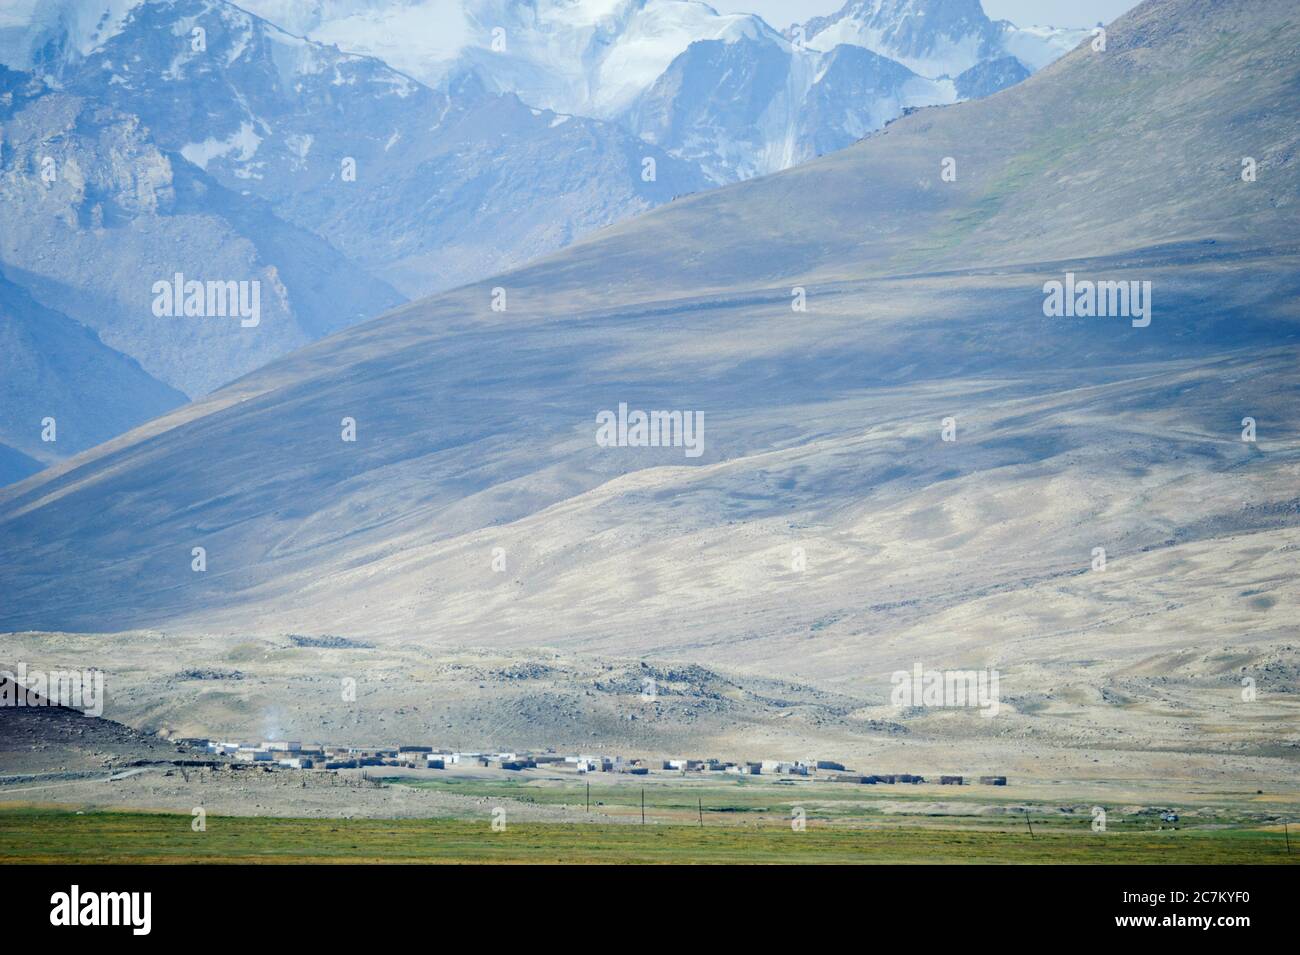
0 62 401 395
0 268 185 473
232 0 1087 183
48 0 711 299
0 0 711 475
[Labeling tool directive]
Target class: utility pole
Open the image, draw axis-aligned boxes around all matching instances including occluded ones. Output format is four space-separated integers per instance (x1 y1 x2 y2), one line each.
641 787 645 825
1025 808 1035 839
698 797 703 827
586 780 590 813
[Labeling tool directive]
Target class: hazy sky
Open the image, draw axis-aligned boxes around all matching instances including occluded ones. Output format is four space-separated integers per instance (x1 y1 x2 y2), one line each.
713 1 1141 29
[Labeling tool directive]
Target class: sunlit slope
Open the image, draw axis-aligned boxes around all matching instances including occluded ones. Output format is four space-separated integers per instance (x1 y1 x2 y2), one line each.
0 0 1296 658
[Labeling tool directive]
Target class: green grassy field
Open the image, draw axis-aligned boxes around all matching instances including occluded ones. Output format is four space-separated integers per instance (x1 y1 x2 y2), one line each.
1 807 1295 864
384 775 1286 831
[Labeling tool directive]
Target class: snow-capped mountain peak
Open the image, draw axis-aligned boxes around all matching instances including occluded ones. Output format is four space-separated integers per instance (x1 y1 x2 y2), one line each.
801 0 997 76
236 0 783 119
800 0 1085 78
221 0 1086 185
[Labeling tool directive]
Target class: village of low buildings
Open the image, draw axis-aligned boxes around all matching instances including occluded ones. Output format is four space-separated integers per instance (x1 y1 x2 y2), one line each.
173 738 1007 787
